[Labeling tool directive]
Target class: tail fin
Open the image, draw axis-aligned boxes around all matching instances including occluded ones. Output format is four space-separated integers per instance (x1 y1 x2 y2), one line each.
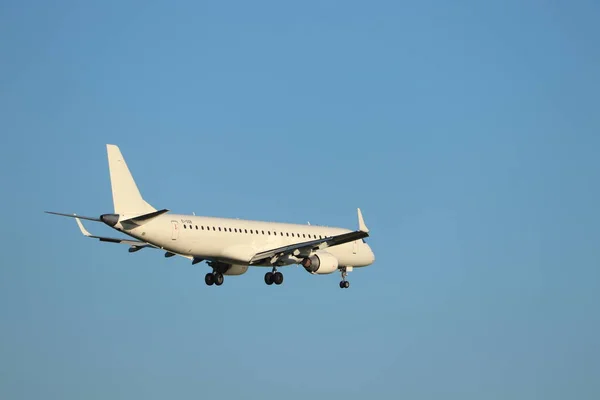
106 144 156 215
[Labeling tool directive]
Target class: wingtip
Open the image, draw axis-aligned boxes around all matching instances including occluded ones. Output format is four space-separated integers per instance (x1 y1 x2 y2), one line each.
357 208 369 233
75 217 92 237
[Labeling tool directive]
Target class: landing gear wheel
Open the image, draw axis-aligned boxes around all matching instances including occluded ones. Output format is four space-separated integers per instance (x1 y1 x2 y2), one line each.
205 273 214 286
214 272 224 286
273 272 284 285
339 267 350 289
264 272 274 285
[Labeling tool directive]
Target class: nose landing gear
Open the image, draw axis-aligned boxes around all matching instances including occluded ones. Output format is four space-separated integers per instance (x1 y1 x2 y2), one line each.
339 267 350 289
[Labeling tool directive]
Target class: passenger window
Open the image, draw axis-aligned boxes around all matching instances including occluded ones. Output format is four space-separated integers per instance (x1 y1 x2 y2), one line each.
229 228 232 232
218 227 221 231
303 234 306 238
195 225 198 230
245 229 248 233
262 230 265 235
268 231 271 235
286 233 289 237
201 226 204 230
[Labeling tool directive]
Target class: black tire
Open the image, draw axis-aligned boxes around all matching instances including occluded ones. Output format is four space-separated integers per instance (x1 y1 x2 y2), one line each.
339 281 345 289
273 272 284 285
344 281 350 289
205 273 214 286
214 272 224 286
264 272 273 285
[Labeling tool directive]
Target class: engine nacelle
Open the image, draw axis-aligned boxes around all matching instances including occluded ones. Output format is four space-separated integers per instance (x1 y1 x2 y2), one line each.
224 264 249 276
212 261 249 276
301 252 339 275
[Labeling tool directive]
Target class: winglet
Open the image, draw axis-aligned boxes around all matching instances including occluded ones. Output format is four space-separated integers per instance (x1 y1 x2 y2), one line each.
357 208 369 233
75 218 92 237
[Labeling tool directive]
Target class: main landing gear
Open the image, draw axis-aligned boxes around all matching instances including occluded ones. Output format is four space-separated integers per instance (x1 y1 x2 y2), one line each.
264 268 284 285
205 272 224 286
339 268 350 289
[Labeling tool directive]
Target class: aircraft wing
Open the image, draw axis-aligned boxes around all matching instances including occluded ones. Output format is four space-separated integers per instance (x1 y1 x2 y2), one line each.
74 217 155 251
249 230 369 265
250 209 370 265
73 218 194 261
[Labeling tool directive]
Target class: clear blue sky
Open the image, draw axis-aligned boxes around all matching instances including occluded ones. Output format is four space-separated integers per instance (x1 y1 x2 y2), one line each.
1 1 599 399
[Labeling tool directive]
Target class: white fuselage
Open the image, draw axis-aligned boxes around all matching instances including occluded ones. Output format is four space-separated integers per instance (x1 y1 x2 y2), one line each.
117 214 375 268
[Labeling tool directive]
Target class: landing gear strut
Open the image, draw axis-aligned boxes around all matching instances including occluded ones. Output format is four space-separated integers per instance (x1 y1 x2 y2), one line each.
205 272 224 286
339 268 350 289
265 268 283 285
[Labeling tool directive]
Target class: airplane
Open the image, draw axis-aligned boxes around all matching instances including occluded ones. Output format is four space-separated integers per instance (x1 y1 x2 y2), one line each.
46 145 375 288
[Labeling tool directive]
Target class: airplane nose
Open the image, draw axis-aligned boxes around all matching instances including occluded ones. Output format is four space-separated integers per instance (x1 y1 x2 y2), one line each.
367 245 375 264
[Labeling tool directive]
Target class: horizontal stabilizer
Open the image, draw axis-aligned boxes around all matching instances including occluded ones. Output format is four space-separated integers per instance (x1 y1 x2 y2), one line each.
45 211 101 222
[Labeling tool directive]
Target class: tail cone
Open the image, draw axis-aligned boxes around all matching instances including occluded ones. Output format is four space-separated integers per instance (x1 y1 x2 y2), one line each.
100 214 119 227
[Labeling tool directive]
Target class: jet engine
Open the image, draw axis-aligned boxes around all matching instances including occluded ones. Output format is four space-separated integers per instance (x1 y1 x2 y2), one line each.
224 264 249 275
301 252 339 274
211 261 249 276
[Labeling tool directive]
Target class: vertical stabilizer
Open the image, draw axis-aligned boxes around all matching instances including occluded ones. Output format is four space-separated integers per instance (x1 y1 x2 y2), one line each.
106 144 156 215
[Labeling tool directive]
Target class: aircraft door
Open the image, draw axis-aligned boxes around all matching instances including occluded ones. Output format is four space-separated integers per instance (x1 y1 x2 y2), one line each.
171 221 179 240
353 240 358 254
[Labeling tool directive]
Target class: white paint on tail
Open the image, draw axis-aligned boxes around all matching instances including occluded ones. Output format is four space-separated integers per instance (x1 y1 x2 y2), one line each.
106 144 156 215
